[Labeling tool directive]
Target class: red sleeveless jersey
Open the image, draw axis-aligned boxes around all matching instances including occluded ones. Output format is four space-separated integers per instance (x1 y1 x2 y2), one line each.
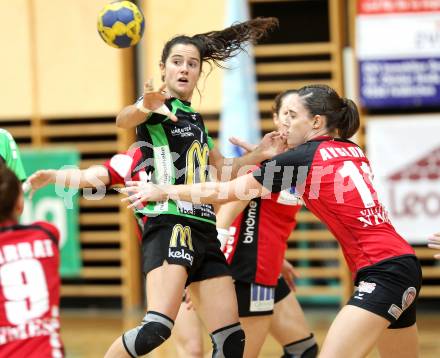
0 221 63 358
224 190 301 286
253 137 414 278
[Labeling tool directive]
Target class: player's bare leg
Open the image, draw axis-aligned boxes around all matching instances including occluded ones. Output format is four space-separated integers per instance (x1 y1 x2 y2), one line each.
174 300 204 358
271 291 311 344
319 305 389 358
104 262 187 358
189 275 245 357
377 324 419 358
189 275 240 333
270 291 317 357
240 315 271 358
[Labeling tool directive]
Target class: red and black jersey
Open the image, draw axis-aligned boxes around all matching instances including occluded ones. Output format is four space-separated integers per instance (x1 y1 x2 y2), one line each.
102 147 152 238
0 221 63 358
225 192 301 286
253 136 414 278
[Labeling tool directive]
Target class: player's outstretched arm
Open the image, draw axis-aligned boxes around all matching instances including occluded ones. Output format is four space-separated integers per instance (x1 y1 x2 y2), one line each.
116 81 177 128
209 131 287 181
26 166 110 197
120 173 270 208
428 233 440 260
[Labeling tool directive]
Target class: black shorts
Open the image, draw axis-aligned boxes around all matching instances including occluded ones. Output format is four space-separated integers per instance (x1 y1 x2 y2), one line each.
347 255 422 329
275 277 291 303
235 277 292 317
141 215 230 286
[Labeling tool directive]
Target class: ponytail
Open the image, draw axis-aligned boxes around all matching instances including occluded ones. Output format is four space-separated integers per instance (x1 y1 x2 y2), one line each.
297 85 360 139
337 98 360 139
194 17 278 67
161 17 279 68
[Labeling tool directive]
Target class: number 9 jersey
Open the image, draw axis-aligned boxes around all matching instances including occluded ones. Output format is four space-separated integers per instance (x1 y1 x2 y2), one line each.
0 221 63 358
253 136 415 277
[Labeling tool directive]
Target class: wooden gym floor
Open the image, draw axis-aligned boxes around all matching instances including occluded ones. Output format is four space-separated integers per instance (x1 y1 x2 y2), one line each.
61 307 440 357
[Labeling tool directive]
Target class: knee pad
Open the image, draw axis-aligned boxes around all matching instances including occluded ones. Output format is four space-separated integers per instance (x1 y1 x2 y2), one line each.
122 311 174 357
282 333 318 358
210 322 245 358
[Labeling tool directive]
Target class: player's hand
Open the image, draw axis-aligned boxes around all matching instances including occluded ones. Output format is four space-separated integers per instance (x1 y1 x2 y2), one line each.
281 259 300 292
254 131 288 160
229 137 257 154
141 79 178 122
120 181 169 208
428 233 440 260
25 169 56 199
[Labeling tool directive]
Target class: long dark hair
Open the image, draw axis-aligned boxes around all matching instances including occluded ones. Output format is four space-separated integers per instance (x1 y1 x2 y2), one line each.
161 17 279 68
297 84 360 139
0 163 21 222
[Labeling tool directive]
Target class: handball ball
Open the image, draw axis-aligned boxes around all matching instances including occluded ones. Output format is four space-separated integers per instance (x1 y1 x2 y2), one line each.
97 1 145 48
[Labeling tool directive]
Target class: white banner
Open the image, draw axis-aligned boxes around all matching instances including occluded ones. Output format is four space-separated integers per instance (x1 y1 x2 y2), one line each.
357 13 440 59
366 115 440 243
356 0 440 108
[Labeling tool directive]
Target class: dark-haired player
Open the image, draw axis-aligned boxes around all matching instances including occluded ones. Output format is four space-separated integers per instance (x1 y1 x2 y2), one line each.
216 90 317 358
110 17 284 357
0 164 63 357
125 84 422 358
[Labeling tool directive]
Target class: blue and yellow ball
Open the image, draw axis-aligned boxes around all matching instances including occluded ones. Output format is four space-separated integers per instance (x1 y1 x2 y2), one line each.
97 1 145 48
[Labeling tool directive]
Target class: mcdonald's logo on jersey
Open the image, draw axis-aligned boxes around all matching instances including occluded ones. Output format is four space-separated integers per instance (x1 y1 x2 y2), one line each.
186 140 209 184
168 224 194 265
169 224 193 250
